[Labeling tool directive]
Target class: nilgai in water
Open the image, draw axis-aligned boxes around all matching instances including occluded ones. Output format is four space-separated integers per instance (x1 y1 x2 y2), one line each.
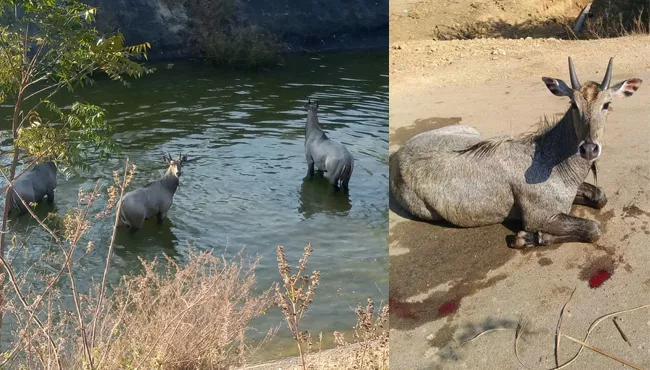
8 161 57 215
390 57 642 248
118 153 188 230
303 99 354 193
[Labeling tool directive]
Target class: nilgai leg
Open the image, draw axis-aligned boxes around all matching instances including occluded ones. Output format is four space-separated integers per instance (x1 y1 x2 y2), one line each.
573 182 607 209
509 213 601 248
305 156 315 179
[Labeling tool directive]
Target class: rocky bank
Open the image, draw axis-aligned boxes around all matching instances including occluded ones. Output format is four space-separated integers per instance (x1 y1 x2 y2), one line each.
87 0 388 59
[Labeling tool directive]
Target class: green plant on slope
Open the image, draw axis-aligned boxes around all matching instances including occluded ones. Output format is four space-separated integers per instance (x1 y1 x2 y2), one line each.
164 0 284 67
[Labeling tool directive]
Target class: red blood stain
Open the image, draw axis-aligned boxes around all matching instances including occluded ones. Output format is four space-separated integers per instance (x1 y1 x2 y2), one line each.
437 300 459 316
389 298 419 320
589 270 611 288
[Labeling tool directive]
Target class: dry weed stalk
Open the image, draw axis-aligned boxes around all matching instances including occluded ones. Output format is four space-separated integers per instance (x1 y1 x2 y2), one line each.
326 300 389 370
87 249 275 369
275 243 321 370
584 9 649 39
351 299 389 369
0 159 136 369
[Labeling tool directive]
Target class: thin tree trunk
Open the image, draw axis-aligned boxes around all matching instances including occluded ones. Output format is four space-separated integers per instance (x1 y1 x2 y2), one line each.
0 88 25 344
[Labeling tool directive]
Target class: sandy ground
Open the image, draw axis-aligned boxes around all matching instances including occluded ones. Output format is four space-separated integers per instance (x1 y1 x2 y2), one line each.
236 344 361 370
389 34 650 370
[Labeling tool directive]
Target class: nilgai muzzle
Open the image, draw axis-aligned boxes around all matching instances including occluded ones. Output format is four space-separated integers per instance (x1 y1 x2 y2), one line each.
8 161 57 215
390 57 642 248
303 99 354 193
118 153 188 230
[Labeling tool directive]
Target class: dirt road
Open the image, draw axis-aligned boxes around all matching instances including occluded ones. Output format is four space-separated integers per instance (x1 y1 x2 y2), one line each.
389 35 650 369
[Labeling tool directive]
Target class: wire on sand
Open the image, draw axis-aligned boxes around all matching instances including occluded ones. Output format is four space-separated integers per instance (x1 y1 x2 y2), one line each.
457 286 650 370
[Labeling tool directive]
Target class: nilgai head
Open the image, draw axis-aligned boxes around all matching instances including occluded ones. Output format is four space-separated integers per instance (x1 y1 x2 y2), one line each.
163 152 188 177
542 57 642 161
304 98 319 113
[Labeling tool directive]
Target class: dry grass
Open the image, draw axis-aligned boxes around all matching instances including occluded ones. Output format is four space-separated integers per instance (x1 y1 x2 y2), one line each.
582 10 649 39
0 161 276 369
85 250 276 370
274 244 388 370
325 299 389 370
243 298 389 370
1 161 387 369
430 6 649 41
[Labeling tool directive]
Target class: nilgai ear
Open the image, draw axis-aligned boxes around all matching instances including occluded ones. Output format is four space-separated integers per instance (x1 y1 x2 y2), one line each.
181 154 188 162
542 77 573 97
610 78 643 98
163 155 171 163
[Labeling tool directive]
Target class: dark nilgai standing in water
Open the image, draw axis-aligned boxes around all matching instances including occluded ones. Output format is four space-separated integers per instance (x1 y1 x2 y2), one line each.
118 153 188 230
390 57 642 248
303 99 354 193
8 161 57 215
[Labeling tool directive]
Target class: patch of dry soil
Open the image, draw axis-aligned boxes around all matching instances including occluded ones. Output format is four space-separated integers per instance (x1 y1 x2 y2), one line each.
390 0 590 43
390 35 650 87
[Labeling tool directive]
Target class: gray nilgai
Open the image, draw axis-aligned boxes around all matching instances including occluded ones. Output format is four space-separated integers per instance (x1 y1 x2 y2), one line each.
118 153 188 230
390 57 642 248
303 99 354 193
8 161 57 215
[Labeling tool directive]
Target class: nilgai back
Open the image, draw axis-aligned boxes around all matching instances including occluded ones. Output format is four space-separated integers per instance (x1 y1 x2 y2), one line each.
8 161 57 215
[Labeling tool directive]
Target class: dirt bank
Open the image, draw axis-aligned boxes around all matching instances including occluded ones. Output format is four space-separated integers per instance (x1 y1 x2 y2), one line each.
390 0 591 43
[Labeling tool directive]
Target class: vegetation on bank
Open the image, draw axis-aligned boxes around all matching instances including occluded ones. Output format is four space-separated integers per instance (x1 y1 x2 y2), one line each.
432 0 649 41
162 0 285 68
0 1 386 369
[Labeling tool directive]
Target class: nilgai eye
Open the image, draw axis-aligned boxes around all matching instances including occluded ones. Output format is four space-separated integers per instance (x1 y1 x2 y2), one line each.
603 102 610 110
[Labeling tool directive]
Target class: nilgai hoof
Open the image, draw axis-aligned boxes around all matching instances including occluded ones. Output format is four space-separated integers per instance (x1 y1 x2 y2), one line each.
594 193 608 209
507 231 541 249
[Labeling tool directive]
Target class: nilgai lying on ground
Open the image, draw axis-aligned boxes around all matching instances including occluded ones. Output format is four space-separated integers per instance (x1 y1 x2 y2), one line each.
303 99 354 193
390 57 642 248
118 153 187 230
8 161 57 215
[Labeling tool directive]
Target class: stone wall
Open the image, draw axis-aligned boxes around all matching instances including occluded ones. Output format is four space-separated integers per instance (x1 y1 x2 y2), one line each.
87 0 388 59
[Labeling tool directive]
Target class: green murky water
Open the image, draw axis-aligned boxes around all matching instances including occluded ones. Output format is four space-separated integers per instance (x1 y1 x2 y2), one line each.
0 50 388 355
